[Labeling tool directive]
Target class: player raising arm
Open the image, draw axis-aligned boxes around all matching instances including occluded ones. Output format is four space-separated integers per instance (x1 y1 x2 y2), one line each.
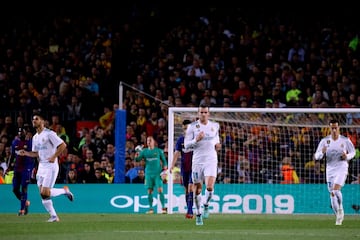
314 119 355 225
135 135 168 214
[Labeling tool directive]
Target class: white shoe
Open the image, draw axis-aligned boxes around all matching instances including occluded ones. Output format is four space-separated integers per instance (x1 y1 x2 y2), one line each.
146 209 154 214
47 215 60 222
196 214 203 226
335 209 344 225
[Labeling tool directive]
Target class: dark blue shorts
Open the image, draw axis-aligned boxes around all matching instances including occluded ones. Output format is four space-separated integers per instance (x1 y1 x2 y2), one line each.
12 169 32 188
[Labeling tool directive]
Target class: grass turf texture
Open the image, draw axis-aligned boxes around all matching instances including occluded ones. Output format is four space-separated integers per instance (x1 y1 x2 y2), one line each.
0 213 359 240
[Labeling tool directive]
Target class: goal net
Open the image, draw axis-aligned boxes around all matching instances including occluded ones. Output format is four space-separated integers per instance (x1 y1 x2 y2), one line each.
167 107 360 214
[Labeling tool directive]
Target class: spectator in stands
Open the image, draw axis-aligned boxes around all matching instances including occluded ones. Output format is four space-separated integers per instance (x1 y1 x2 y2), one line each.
280 156 300 184
4 165 14 184
351 173 360 184
1 116 16 141
305 160 325 184
55 123 70 145
0 143 8 173
93 127 109 159
66 96 84 136
46 94 65 116
84 149 96 165
125 160 143 183
80 162 96 183
93 168 108 183
286 80 302 107
99 104 117 132
132 168 145 184
223 142 239 183
237 155 251 183
104 143 115 164
65 169 79 184
2 145 12 171
49 114 65 134
233 80 252 106
0 166 5 184
144 109 158 137
104 163 114 183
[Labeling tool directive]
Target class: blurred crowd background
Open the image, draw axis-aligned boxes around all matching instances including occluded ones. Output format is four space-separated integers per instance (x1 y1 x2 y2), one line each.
0 7 360 185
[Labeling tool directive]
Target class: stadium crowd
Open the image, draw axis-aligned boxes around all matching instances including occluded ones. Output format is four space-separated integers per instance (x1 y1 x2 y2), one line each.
0 8 360 185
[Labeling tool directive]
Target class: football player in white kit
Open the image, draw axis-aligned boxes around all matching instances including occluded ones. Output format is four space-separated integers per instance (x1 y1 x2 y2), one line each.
184 103 221 225
19 112 74 222
314 119 355 225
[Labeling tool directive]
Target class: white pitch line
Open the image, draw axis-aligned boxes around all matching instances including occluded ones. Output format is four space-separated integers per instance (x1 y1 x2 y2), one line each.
83 230 360 237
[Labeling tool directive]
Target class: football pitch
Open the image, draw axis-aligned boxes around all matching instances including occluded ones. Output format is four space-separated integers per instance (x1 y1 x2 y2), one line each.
0 213 359 240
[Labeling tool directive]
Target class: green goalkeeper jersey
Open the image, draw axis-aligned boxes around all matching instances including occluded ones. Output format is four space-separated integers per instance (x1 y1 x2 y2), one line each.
135 147 167 175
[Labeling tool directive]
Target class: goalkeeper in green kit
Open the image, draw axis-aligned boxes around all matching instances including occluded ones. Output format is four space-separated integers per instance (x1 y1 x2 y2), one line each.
135 135 168 214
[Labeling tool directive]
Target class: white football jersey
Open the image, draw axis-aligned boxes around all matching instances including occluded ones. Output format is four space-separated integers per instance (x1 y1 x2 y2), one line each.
184 119 220 165
314 135 355 174
32 128 64 168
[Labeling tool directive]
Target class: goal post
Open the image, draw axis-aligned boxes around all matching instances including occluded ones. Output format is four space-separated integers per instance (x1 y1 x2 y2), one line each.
167 107 360 214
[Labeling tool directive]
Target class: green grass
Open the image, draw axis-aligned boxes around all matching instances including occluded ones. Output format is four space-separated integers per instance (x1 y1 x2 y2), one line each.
0 213 359 240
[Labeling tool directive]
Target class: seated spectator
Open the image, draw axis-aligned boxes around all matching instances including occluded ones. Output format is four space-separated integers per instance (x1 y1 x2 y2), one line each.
125 161 143 183
306 160 325 184
80 162 96 183
104 143 115 163
132 168 145 184
99 104 117 132
4 165 14 184
280 157 300 184
104 163 115 183
94 168 108 183
0 167 5 184
65 169 80 184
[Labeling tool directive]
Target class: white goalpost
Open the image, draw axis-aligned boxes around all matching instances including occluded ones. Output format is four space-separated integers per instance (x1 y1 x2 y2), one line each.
167 107 360 215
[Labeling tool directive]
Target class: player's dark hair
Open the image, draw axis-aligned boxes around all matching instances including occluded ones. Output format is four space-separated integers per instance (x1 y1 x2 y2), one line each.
329 119 339 125
32 110 46 120
199 103 210 110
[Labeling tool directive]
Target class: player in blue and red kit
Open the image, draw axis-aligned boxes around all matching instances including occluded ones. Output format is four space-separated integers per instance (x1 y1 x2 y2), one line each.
171 120 194 218
11 127 35 216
